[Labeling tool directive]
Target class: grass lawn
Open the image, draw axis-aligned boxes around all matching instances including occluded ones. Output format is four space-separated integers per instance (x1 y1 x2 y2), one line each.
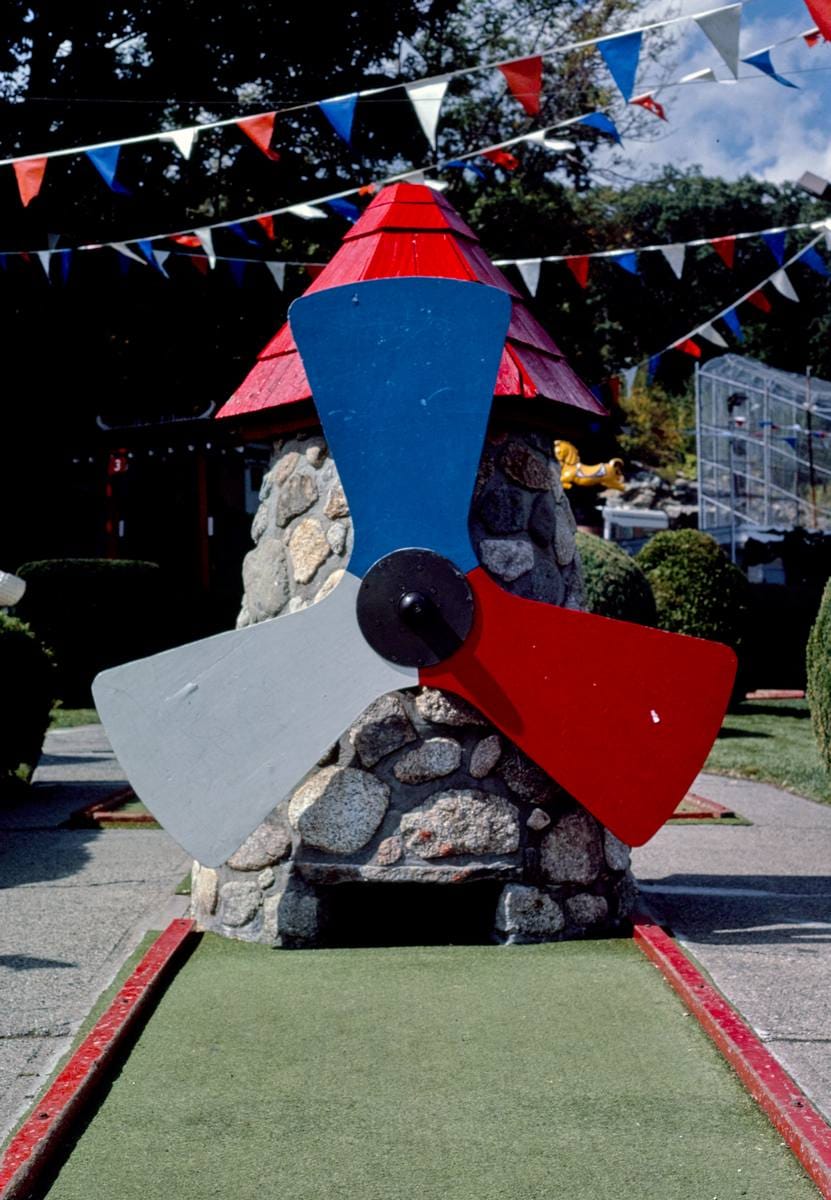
705 699 831 805
42 934 817 1200
49 706 100 729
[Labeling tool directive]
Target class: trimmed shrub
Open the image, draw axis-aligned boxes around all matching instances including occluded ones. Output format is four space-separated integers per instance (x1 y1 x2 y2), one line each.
15 559 170 705
635 529 748 652
806 578 831 772
0 614 54 789
575 532 657 626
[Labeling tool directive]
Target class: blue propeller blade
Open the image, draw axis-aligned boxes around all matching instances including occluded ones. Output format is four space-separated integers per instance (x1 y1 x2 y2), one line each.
289 277 511 576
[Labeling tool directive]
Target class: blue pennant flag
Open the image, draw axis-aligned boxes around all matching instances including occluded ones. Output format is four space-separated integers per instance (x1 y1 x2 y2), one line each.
784 436 798 450
742 49 798 89
0 255 6 271
613 251 639 275
86 145 130 193
325 198 361 222
575 112 623 145
446 160 488 180
762 231 787 265
229 260 247 287
597 31 643 102
647 354 662 382
136 240 167 275
58 252 71 285
319 93 358 144
799 246 829 277
589 384 604 403
228 222 260 246
722 308 744 341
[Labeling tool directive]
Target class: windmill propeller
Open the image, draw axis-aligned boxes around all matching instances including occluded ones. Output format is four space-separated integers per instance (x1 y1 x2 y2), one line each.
93 277 735 867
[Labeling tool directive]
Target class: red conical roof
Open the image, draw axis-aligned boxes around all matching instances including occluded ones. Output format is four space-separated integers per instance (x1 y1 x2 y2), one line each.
216 182 606 424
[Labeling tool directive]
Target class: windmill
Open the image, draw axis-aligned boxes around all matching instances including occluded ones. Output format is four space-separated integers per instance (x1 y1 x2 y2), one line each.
93 275 735 886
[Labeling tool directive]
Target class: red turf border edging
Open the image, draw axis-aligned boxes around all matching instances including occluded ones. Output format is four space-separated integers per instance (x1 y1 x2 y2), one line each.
633 916 831 1199
66 787 159 828
671 792 736 820
0 918 196 1200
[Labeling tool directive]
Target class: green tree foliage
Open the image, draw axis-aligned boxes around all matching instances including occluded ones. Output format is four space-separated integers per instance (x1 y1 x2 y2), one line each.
575 531 656 625
806 578 831 773
0 614 54 790
468 167 831 387
635 529 748 653
617 383 689 471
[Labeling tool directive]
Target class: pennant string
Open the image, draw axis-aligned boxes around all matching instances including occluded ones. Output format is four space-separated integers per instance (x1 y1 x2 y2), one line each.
619 230 826 377
0 2 761 171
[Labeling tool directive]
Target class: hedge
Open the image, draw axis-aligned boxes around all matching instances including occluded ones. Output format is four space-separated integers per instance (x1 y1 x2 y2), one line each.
574 532 657 626
806 577 831 773
0 614 54 790
15 559 170 705
635 530 748 654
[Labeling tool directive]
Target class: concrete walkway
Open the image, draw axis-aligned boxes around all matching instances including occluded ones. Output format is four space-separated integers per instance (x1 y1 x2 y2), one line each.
633 772 831 1125
0 725 190 1143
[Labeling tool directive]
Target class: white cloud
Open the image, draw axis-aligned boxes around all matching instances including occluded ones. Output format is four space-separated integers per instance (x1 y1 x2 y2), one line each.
593 0 831 181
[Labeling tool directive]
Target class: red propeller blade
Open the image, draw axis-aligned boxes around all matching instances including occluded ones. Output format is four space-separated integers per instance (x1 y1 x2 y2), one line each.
421 567 736 846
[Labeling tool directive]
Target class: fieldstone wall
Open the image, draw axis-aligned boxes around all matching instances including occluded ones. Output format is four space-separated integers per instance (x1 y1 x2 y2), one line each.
190 426 637 947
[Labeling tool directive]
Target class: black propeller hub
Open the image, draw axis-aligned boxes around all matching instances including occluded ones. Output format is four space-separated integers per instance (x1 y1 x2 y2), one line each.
356 548 475 667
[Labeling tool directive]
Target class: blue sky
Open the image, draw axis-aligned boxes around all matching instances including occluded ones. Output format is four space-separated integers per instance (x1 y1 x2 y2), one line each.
597 0 831 184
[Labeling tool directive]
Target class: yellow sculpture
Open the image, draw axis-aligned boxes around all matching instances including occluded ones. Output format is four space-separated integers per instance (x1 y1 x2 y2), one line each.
554 440 625 491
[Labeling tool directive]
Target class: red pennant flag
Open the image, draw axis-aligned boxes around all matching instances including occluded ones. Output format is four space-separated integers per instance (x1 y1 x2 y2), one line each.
498 57 543 116
236 113 280 161
630 93 667 121
13 157 48 207
358 182 379 196
190 256 210 276
306 264 325 282
607 377 621 406
710 236 736 268
482 149 520 170
804 1 831 40
746 289 772 313
256 215 275 239
804 28 822 45
565 255 590 288
172 234 202 248
676 338 702 358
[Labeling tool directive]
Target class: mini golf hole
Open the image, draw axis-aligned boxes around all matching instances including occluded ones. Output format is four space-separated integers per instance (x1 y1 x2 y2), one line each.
320 881 505 948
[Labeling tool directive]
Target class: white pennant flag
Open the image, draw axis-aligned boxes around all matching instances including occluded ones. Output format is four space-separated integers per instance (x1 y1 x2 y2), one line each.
771 268 799 302
698 323 728 347
194 227 216 269
405 79 449 150
423 178 449 191
622 366 639 397
525 131 576 151
517 260 542 296
163 127 199 159
111 242 146 264
266 262 285 290
288 203 327 220
680 67 718 84
825 223 831 252
36 250 52 280
661 243 686 279
154 249 170 277
695 4 742 78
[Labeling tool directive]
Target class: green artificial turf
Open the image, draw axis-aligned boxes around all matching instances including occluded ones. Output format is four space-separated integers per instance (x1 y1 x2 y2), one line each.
705 699 831 805
45 935 817 1200
48 707 100 729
